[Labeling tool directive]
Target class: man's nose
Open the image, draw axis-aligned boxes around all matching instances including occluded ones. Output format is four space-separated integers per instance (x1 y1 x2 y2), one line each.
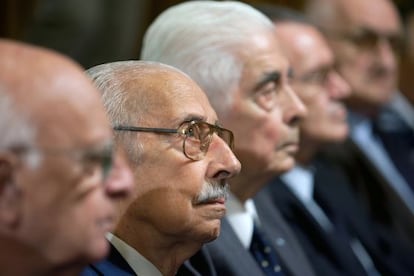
283 85 308 125
104 151 134 198
207 134 241 180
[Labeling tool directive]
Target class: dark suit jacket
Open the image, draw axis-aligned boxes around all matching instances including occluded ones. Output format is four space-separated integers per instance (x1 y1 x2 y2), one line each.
81 243 209 276
81 243 135 275
195 205 316 276
321 139 414 245
265 159 414 276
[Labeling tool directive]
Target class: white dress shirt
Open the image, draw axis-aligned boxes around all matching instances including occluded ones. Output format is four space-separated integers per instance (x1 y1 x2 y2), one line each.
282 166 333 232
226 193 260 249
389 92 414 130
107 233 162 276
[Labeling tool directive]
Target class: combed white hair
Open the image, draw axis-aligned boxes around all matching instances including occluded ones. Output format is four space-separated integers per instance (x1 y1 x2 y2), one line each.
141 1 274 116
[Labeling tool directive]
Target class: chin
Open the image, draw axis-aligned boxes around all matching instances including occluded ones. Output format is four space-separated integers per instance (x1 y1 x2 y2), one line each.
85 238 111 263
201 220 221 243
274 157 296 174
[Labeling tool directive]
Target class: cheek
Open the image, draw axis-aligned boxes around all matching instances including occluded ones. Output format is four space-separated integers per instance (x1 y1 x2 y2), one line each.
131 165 206 232
303 95 329 124
225 107 283 152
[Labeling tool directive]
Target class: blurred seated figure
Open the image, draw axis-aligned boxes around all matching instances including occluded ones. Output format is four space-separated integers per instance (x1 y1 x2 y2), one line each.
306 0 414 246
256 5 414 275
141 2 316 275
0 39 133 275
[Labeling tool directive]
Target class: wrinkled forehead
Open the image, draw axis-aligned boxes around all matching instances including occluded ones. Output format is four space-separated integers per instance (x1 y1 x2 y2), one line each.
239 31 290 85
131 70 218 126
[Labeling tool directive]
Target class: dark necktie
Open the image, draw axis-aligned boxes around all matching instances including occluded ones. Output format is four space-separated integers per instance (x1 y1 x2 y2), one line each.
249 223 285 276
373 108 414 188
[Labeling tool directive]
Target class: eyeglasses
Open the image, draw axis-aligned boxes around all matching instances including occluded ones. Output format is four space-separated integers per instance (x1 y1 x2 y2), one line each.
326 28 402 53
11 144 114 182
114 120 234 161
295 66 335 87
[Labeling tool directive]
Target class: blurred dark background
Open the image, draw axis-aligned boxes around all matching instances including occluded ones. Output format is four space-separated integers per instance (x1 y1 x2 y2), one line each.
1 0 413 73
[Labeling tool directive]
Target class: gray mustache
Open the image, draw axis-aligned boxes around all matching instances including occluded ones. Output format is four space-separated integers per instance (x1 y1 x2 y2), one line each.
196 182 229 204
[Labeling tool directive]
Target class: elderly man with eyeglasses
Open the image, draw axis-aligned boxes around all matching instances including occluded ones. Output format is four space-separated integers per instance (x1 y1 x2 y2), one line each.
81 61 241 276
306 0 414 246
0 39 133 275
139 1 321 276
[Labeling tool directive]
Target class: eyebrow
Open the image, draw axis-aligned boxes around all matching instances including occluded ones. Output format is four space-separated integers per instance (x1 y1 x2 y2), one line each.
179 114 206 125
253 71 281 91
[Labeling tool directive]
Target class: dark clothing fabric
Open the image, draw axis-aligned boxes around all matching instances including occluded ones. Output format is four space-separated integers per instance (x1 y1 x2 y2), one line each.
263 159 414 275
193 209 316 276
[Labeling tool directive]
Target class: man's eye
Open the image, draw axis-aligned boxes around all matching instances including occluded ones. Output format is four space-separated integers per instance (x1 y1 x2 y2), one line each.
254 86 279 111
185 125 198 138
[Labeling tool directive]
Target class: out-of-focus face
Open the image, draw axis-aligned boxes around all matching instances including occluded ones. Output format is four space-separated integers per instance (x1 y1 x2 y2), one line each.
120 70 241 244
399 13 414 105
222 31 306 180
323 0 402 110
12 62 133 266
276 23 350 144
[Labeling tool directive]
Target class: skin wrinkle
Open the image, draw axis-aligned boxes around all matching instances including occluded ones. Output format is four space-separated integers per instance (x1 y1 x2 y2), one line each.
87 61 240 276
0 40 133 275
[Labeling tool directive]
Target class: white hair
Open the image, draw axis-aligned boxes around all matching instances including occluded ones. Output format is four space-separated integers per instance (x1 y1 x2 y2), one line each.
141 1 274 116
87 60 182 163
0 89 40 168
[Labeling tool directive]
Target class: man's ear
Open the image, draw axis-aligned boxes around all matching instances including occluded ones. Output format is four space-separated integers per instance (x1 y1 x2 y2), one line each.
0 154 21 228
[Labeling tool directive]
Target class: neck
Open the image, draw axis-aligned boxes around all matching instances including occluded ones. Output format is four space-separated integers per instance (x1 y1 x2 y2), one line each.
115 221 202 276
345 98 382 118
295 137 320 166
229 171 273 204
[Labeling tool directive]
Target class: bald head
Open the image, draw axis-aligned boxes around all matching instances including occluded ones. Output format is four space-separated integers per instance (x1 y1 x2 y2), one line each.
87 61 214 162
0 40 134 272
87 61 210 125
0 39 110 148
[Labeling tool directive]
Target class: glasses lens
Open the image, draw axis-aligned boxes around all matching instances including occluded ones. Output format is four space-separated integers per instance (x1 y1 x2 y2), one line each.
217 127 234 150
181 122 204 160
101 151 113 181
84 147 113 181
181 121 235 161
347 31 401 53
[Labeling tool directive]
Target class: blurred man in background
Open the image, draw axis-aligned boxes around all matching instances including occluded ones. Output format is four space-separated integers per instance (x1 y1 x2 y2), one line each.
0 39 133 275
306 0 414 245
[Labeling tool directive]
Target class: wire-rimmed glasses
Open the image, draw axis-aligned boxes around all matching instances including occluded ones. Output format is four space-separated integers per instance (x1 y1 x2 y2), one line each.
113 120 234 161
10 143 114 181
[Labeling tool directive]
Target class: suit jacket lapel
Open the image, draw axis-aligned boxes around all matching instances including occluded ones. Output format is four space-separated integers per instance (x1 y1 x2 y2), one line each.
90 243 136 275
205 218 264 275
255 187 316 276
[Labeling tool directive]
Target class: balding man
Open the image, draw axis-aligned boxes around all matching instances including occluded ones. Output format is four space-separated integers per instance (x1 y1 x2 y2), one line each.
306 0 414 246
255 5 414 275
140 1 316 275
0 39 133 275
82 61 241 276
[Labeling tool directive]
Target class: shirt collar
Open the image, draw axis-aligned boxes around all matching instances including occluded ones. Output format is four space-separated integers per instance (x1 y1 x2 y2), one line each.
226 193 258 249
281 166 314 204
389 92 414 130
107 233 162 276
